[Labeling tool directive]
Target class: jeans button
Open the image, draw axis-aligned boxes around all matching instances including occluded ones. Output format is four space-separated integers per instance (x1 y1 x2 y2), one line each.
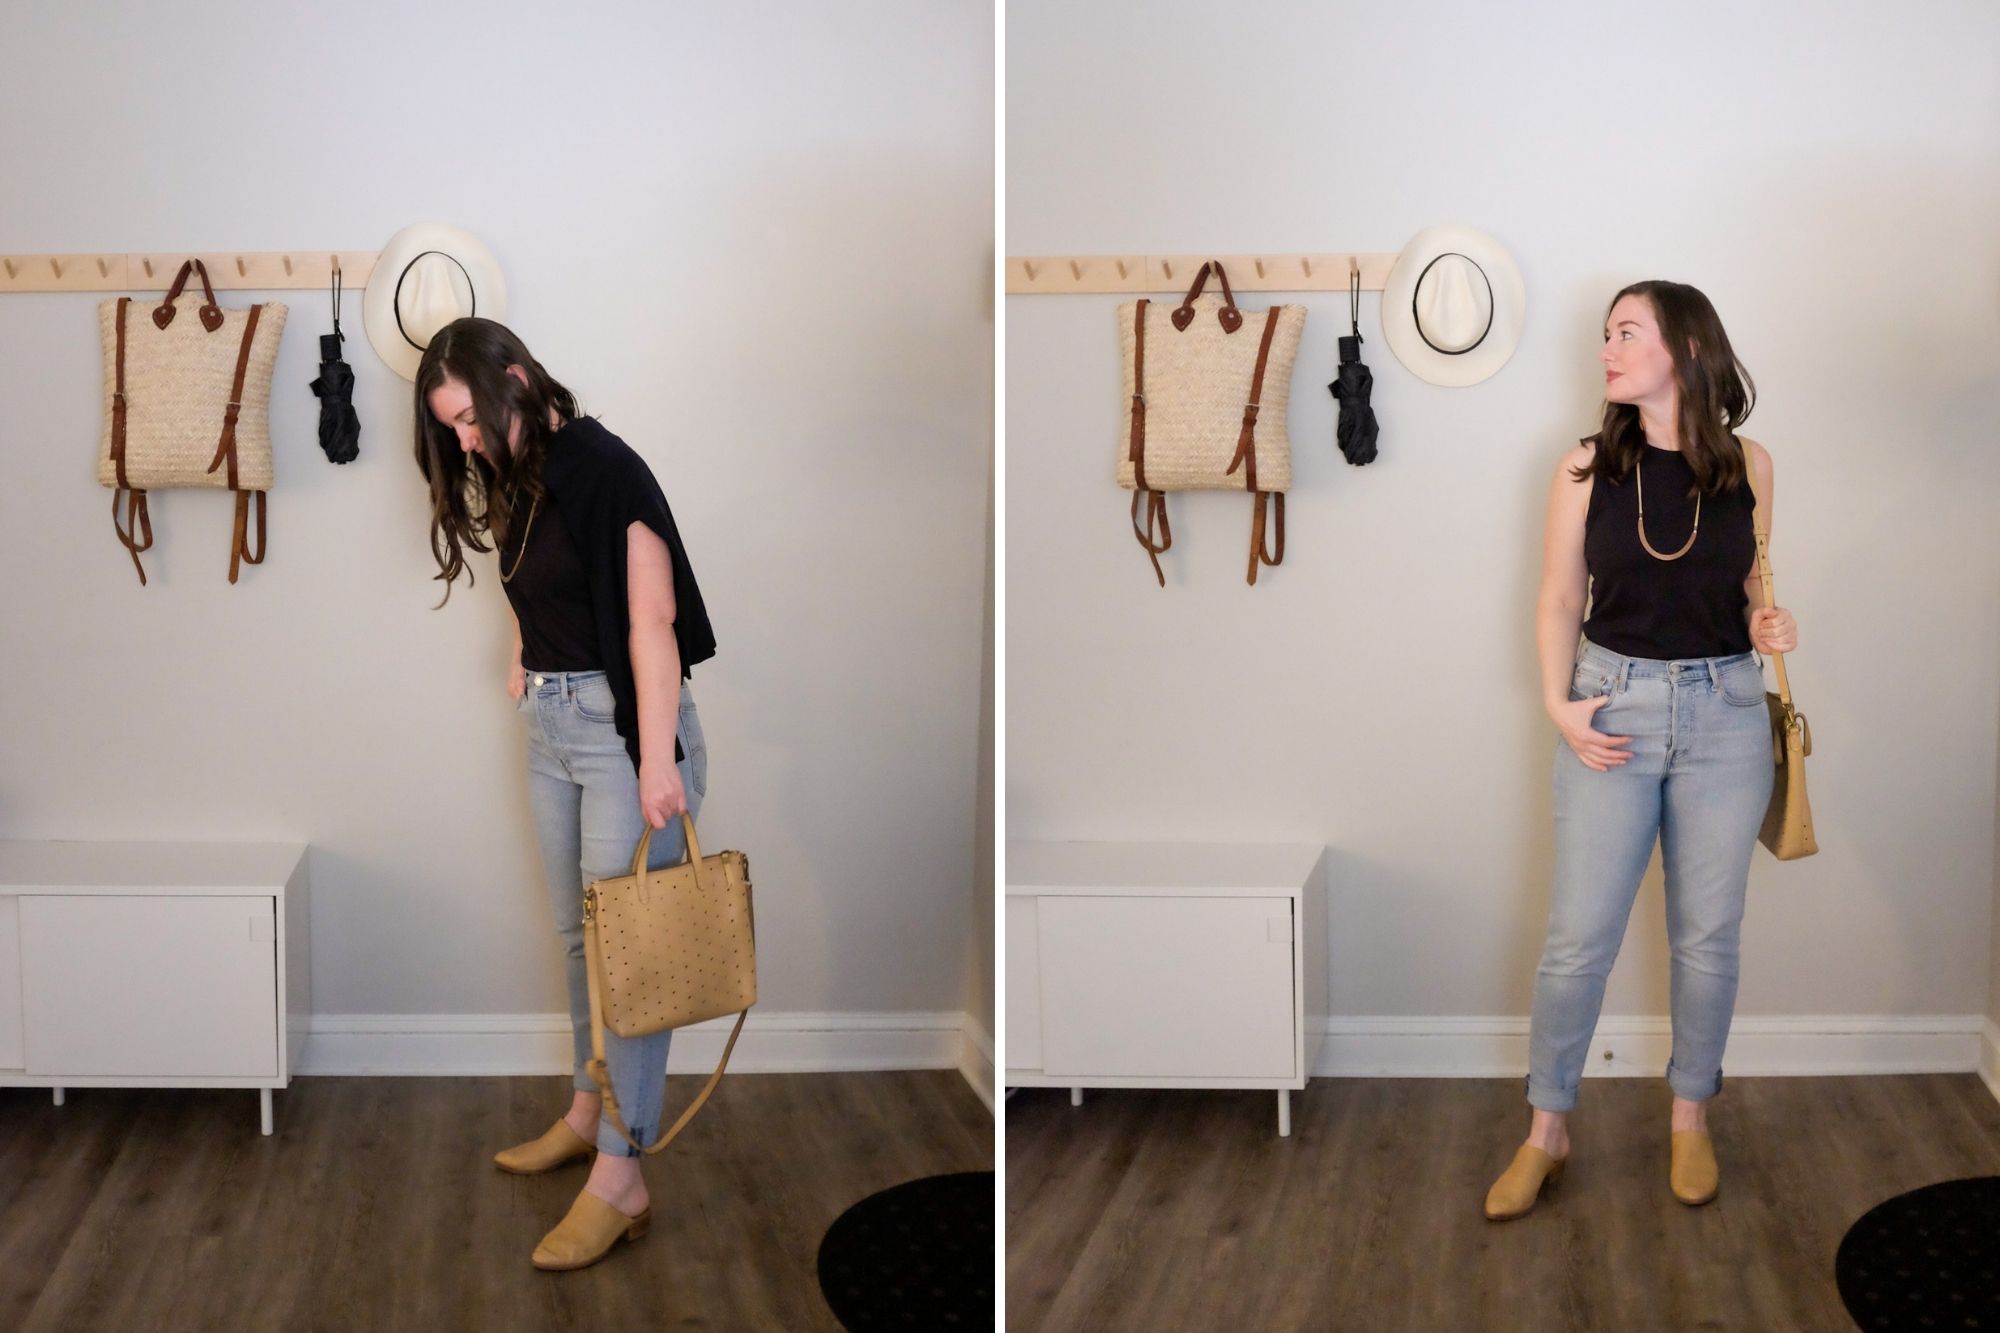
534 675 545 686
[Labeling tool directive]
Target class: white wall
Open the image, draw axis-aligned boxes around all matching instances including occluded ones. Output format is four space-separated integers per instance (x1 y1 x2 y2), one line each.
0 1 993 1056
1007 0 2000 1040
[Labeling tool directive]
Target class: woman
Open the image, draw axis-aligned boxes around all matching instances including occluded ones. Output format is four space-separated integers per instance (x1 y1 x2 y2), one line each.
1484 282 1798 1221
413 317 718 1269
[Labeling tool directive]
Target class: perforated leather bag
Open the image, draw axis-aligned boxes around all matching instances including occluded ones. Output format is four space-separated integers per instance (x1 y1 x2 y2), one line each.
582 812 758 1154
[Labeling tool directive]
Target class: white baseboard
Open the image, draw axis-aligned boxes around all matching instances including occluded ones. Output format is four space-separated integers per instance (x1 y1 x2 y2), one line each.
960 1015 995 1113
1311 1014 1994 1082
301 1010 985 1093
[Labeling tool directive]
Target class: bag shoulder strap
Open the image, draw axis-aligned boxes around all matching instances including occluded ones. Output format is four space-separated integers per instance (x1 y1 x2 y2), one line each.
1227 306 1285 584
109 296 153 586
1129 298 1171 586
1738 433 1793 707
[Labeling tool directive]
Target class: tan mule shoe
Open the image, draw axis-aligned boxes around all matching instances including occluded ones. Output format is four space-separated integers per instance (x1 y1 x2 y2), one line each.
1670 1129 1719 1206
1484 1143 1567 1221
494 1118 597 1175
531 1189 652 1271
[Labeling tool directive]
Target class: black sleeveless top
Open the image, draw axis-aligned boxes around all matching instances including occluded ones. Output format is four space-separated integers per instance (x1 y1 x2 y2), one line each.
1580 436 1757 660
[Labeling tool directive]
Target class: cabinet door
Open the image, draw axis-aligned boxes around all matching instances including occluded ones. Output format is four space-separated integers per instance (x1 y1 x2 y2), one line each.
21 895 277 1078
1038 895 1294 1078
0 897 21 1070
1004 897 1042 1071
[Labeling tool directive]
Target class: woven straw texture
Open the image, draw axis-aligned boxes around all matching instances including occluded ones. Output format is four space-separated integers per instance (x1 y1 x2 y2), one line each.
96 297 285 490
1117 292 1304 492
591 848 757 1038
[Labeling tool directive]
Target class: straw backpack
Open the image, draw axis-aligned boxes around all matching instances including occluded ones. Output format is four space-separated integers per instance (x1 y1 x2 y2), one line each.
97 259 285 585
582 812 758 1155
1741 434 1817 859
1118 260 1306 586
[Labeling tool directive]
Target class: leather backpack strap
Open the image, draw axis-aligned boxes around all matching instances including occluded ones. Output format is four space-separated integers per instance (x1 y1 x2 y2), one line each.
206 302 266 583
207 303 262 492
109 296 152 586
1129 297 1171 586
1172 260 1243 334
1227 307 1283 584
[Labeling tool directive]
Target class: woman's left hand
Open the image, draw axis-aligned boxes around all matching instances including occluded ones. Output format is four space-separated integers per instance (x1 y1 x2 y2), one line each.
638 758 688 829
1750 606 1798 655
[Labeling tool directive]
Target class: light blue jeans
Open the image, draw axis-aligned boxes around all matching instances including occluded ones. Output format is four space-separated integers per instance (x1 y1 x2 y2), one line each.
1526 636 1774 1112
517 669 707 1156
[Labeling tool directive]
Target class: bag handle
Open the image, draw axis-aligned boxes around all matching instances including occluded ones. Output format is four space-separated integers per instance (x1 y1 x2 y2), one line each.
152 259 225 333
584 811 754 1157
1172 260 1244 334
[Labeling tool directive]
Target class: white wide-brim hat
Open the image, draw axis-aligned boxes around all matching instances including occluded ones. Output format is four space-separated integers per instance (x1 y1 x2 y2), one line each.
1380 225 1525 387
362 223 509 383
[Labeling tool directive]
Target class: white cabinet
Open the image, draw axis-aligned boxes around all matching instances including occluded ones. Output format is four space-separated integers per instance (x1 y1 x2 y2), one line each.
0 841 310 1136
1006 840 1326 1135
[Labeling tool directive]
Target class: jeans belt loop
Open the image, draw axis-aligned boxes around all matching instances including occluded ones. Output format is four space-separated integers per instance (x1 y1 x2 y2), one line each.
1706 659 1719 691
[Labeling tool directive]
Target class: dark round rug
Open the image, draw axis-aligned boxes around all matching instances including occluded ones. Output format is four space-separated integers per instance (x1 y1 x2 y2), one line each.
1835 1175 2000 1330
816 1170 993 1330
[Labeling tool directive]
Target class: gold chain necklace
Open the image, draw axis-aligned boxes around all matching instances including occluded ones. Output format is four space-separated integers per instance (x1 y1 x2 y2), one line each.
501 493 538 582
1635 451 1698 561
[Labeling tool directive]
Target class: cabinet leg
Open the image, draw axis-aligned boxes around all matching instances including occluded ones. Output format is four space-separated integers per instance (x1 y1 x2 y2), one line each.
260 1087 273 1136
1277 1089 1290 1138
52 1086 64 1107
1070 1086 1083 1107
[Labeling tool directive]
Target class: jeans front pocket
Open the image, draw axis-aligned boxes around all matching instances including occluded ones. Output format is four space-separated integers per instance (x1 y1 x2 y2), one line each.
1719 659 1766 707
574 676 619 722
1569 661 1613 703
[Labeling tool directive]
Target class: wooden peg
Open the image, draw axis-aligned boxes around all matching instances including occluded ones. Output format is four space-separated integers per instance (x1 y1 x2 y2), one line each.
1023 260 1040 282
1069 259 1082 281
1254 258 1266 279
49 257 64 279
1161 260 1174 281
331 255 341 279
281 255 293 276
1348 254 1359 277
235 256 248 277
1116 259 1128 280
1301 257 1313 278
143 258 154 279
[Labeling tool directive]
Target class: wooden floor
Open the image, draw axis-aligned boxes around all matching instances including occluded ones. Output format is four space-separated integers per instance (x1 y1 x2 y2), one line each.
1006 1073 2000 1332
0 1070 992 1332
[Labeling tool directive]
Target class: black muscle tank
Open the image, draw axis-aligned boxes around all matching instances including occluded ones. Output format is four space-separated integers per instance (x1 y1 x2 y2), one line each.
1580 435 1757 660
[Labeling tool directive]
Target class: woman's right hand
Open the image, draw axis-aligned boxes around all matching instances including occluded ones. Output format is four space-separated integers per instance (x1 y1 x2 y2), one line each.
1553 696 1633 771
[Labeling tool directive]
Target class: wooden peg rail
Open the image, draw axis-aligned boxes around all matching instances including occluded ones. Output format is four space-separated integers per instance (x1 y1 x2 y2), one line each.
1006 252 1399 294
0 251 380 293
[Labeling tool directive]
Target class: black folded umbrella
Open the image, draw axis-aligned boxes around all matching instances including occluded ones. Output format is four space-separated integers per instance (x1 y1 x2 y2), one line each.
1327 266 1380 466
309 266 361 464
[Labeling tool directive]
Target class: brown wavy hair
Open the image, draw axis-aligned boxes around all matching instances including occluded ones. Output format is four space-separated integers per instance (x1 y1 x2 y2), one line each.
411 317 583 608
1569 280 1757 498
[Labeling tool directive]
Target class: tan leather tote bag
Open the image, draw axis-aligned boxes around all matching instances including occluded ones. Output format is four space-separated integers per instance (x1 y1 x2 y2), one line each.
581 812 757 1154
1741 434 1817 859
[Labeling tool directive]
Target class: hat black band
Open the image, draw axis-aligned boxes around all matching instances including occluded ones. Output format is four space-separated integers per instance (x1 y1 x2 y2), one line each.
393 250 477 351
1411 251 1494 356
